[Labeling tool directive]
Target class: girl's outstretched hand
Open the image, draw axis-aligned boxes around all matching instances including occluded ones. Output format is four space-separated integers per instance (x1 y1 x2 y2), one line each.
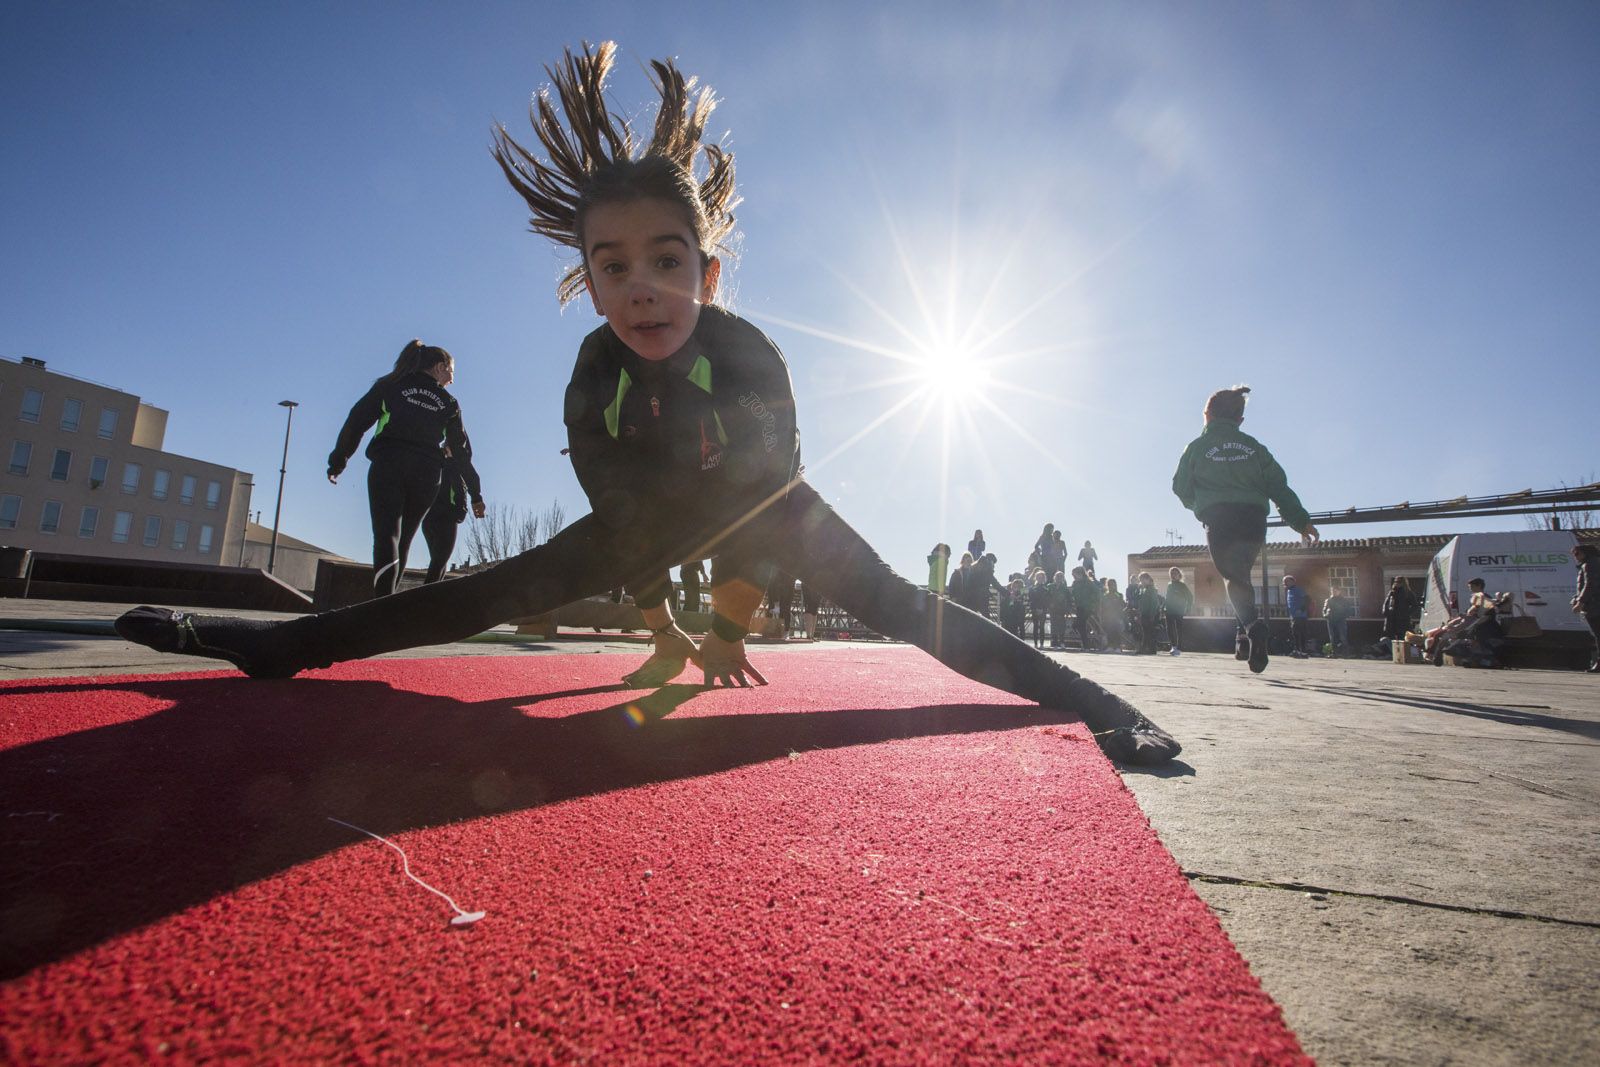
621 626 703 688
700 632 768 688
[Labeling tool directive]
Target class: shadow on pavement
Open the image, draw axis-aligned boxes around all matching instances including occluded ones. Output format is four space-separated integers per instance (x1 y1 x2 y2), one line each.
1264 680 1600 742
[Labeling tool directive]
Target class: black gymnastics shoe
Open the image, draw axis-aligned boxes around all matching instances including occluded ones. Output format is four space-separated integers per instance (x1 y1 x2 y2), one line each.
1246 620 1270 675
114 606 299 679
1060 677 1182 766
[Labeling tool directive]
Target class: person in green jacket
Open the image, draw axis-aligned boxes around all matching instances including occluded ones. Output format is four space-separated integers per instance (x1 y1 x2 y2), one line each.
1163 566 1193 655
1069 566 1100 651
1172 385 1319 674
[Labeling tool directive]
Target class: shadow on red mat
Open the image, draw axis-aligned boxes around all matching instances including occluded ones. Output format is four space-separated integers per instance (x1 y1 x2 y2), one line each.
2 669 1069 978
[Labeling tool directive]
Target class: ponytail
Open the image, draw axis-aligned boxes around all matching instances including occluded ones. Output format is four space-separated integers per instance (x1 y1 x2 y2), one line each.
1204 384 1251 421
376 339 453 388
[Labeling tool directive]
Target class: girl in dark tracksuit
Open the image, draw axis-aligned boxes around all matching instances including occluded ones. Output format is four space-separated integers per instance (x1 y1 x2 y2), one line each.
115 44 1177 765
1172 386 1319 674
327 341 473 597
421 448 485 583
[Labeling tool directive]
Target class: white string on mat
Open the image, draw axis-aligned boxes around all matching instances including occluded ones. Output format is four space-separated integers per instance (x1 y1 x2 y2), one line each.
327 816 486 926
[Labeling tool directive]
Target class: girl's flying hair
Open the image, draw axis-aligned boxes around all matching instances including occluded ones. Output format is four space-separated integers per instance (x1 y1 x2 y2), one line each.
1204 384 1251 421
377 339 452 388
491 41 739 305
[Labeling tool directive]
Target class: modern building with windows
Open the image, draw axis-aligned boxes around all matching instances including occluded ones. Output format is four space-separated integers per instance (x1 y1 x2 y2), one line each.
1 355 254 566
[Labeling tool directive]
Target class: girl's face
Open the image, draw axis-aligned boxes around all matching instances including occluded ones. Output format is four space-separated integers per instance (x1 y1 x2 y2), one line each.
582 197 721 362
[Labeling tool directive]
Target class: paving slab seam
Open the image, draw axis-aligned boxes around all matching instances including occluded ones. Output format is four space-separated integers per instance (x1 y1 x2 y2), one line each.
1184 871 1600 929
1429 756 1597 804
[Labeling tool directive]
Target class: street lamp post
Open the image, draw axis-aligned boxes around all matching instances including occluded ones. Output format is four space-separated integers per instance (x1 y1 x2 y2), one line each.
267 401 299 575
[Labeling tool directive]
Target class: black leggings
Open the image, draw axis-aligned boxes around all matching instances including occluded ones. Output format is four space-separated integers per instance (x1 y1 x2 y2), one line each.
420 483 462 584
264 480 1079 704
1199 504 1267 627
367 452 442 597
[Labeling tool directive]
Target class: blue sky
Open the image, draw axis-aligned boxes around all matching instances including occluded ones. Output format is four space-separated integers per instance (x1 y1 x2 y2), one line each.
4 1 1596 583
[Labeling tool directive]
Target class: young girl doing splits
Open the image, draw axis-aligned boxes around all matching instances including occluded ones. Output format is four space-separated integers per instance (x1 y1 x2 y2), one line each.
116 43 1179 765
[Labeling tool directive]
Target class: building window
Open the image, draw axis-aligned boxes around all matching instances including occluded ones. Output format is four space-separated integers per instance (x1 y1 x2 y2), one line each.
172 519 190 551
152 469 170 501
50 448 72 482
205 480 222 510
142 516 161 547
8 440 31 476
39 500 63 534
198 524 215 555
179 474 197 506
1328 566 1359 612
79 505 100 538
89 455 109 489
0 495 20 530
121 462 141 494
20 388 43 423
111 510 133 543
61 397 83 432
98 407 119 439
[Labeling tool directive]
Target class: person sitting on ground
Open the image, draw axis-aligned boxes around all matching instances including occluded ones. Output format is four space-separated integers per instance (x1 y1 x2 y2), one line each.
1423 577 1502 666
112 43 1178 763
1163 567 1192 656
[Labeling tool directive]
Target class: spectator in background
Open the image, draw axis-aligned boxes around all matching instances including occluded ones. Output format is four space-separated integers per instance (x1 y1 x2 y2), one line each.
1000 577 1027 637
1323 588 1355 655
947 552 974 610
1048 570 1071 650
1070 566 1101 651
970 552 1002 620
1382 577 1416 641
1283 575 1310 657
1031 524 1056 574
1571 543 1600 673
1078 540 1098 580
1041 531 1067 581
1027 569 1051 648
1134 572 1163 654
1100 578 1127 652
967 529 986 560
1164 566 1193 656
679 559 706 614
927 543 952 595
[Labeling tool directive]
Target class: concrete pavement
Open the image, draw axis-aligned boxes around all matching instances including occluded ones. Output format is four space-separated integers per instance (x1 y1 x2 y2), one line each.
3 598 1597 1066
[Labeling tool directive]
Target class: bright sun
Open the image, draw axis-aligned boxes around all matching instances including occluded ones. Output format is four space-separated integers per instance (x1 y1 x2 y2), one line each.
915 341 991 404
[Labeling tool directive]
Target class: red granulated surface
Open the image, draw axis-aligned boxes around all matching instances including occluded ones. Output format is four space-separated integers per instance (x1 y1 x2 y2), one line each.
0 647 1308 1065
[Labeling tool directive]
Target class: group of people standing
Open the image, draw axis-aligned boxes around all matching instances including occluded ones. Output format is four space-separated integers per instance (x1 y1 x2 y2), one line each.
927 532 1194 656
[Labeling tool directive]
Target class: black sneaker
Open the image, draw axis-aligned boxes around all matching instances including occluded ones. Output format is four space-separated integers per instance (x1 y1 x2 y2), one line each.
1234 630 1249 661
114 606 299 678
1246 620 1270 674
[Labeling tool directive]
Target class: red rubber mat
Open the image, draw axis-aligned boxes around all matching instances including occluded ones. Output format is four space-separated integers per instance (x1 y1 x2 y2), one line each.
1 647 1307 1064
